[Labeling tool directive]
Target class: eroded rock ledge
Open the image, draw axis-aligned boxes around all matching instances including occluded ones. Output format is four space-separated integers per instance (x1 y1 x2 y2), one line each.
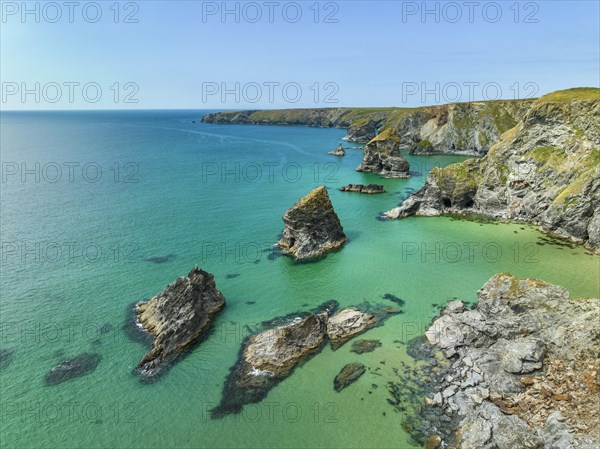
277 186 347 261
340 184 385 194
212 301 401 417
136 267 226 380
403 273 599 449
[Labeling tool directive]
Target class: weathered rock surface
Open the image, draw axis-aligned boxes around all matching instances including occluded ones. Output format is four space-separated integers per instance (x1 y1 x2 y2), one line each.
328 144 346 156
388 88 600 253
45 353 102 386
213 302 400 417
340 184 385 194
334 363 366 392
357 128 410 178
136 267 226 379
277 186 347 261
411 273 599 448
326 307 377 349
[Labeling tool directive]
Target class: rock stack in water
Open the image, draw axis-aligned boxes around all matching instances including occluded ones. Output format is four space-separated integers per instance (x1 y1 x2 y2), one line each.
328 144 346 156
277 186 347 261
136 267 226 379
357 128 410 178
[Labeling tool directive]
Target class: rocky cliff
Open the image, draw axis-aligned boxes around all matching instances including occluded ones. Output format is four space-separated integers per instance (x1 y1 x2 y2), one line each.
402 273 599 449
387 88 600 253
201 100 534 155
277 186 347 261
136 267 226 379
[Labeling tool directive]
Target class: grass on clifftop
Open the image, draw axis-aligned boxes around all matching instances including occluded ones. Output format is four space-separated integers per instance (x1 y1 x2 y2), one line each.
539 88 600 102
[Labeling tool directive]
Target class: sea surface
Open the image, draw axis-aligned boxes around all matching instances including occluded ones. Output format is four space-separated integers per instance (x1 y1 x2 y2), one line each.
1 110 598 449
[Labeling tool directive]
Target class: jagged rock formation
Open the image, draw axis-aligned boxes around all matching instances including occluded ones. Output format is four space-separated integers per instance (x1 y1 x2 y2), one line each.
277 186 347 261
356 128 411 178
328 144 346 156
340 184 385 194
136 267 226 379
201 100 534 155
387 88 600 253
410 273 599 448
334 363 366 392
212 302 401 417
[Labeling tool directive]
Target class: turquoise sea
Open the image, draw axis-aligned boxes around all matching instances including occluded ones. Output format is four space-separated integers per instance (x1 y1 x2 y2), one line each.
1 110 598 449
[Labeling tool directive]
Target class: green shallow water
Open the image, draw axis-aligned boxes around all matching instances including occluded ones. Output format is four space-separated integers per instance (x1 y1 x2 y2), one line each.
0 111 598 448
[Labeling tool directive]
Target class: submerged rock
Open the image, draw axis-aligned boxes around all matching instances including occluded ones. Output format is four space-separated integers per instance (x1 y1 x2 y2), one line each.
350 339 382 354
44 353 102 386
340 184 385 194
328 144 346 156
334 363 366 392
277 186 347 261
136 267 226 380
357 128 410 178
0 348 15 370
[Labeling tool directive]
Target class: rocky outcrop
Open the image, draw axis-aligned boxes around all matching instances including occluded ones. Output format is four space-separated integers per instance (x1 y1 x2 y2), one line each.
201 100 534 154
387 88 600 253
403 273 599 448
357 128 411 178
340 184 385 194
334 363 366 392
212 302 401 417
45 353 102 386
136 267 226 379
326 307 377 349
328 144 346 156
277 186 347 261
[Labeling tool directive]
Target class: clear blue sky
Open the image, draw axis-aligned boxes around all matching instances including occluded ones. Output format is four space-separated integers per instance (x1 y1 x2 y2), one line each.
1 1 599 109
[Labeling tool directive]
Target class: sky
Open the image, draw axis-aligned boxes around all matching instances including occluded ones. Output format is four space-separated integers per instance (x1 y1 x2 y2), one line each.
1 0 599 109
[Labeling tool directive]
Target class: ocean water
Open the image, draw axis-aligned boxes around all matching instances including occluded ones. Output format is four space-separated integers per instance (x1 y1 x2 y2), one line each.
1 110 598 449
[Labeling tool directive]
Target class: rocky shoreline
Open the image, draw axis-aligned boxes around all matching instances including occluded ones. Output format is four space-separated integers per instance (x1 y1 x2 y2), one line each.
201 100 534 156
387 89 600 253
396 273 599 449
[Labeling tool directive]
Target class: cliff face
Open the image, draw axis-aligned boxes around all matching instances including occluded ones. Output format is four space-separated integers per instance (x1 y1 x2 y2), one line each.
277 186 347 261
201 101 533 155
387 89 600 252
136 267 226 379
356 128 411 177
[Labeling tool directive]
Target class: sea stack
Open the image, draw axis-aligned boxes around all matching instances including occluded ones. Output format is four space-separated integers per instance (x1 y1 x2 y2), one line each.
277 186 347 261
328 144 346 156
136 267 226 379
357 128 410 178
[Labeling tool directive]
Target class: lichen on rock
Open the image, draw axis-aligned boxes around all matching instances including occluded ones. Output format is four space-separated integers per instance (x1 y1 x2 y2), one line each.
277 186 347 261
